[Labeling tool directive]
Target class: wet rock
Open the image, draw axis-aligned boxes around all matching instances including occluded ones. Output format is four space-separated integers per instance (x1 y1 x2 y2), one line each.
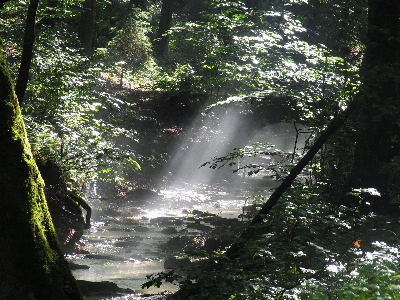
74 248 90 254
68 261 90 270
108 227 120 231
186 222 213 232
191 209 204 215
164 256 191 269
191 210 215 217
150 216 184 226
115 236 142 247
205 216 241 227
160 236 197 251
77 280 134 297
113 218 139 225
202 237 232 252
133 225 150 232
161 227 178 234
84 254 124 261
126 188 159 202
115 240 141 247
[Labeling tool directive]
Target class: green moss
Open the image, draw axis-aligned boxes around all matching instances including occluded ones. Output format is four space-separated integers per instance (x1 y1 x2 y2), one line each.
0 41 83 299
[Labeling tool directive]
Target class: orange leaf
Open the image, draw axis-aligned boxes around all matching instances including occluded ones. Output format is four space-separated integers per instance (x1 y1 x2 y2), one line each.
353 240 361 248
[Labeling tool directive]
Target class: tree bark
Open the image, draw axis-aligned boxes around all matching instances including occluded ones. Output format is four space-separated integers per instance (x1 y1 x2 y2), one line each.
348 0 400 203
130 0 147 8
0 0 11 8
15 0 39 105
154 0 175 59
79 0 97 54
0 43 83 300
245 0 264 10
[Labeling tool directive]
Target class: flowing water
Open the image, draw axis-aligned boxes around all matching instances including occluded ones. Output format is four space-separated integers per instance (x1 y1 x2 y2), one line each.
69 182 270 299
69 119 310 299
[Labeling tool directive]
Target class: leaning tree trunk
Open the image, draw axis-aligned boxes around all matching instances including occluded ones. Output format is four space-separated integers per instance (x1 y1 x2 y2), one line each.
238 0 400 240
348 0 400 206
0 44 83 299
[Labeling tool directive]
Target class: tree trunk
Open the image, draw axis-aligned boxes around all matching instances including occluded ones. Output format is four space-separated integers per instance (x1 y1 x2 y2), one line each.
130 0 146 8
245 0 264 10
15 0 39 105
348 0 400 206
219 101 358 253
0 0 11 8
0 43 83 300
79 0 97 54
154 0 175 59
249 103 357 227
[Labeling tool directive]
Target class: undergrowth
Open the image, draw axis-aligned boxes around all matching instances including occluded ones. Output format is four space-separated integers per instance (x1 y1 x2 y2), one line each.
142 180 400 299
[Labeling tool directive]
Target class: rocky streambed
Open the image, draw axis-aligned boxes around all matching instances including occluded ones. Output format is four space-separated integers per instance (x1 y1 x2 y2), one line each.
68 182 271 299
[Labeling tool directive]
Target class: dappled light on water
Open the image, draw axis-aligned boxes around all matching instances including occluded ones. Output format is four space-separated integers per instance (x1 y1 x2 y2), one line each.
71 186 260 298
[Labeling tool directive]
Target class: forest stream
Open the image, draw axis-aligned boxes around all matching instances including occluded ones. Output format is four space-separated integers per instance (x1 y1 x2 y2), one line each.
69 180 275 299
67 120 307 299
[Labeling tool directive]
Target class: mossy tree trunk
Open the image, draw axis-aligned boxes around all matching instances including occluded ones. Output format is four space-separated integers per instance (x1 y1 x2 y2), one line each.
0 44 83 299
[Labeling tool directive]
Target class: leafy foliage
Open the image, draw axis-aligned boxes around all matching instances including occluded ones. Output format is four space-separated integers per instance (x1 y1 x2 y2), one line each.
143 2 400 299
106 8 155 86
142 270 182 289
4 0 400 298
21 27 138 183
171 181 400 299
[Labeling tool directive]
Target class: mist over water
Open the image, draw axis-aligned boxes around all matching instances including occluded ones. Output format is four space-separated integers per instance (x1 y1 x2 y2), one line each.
166 106 246 186
72 104 310 298
164 105 309 188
